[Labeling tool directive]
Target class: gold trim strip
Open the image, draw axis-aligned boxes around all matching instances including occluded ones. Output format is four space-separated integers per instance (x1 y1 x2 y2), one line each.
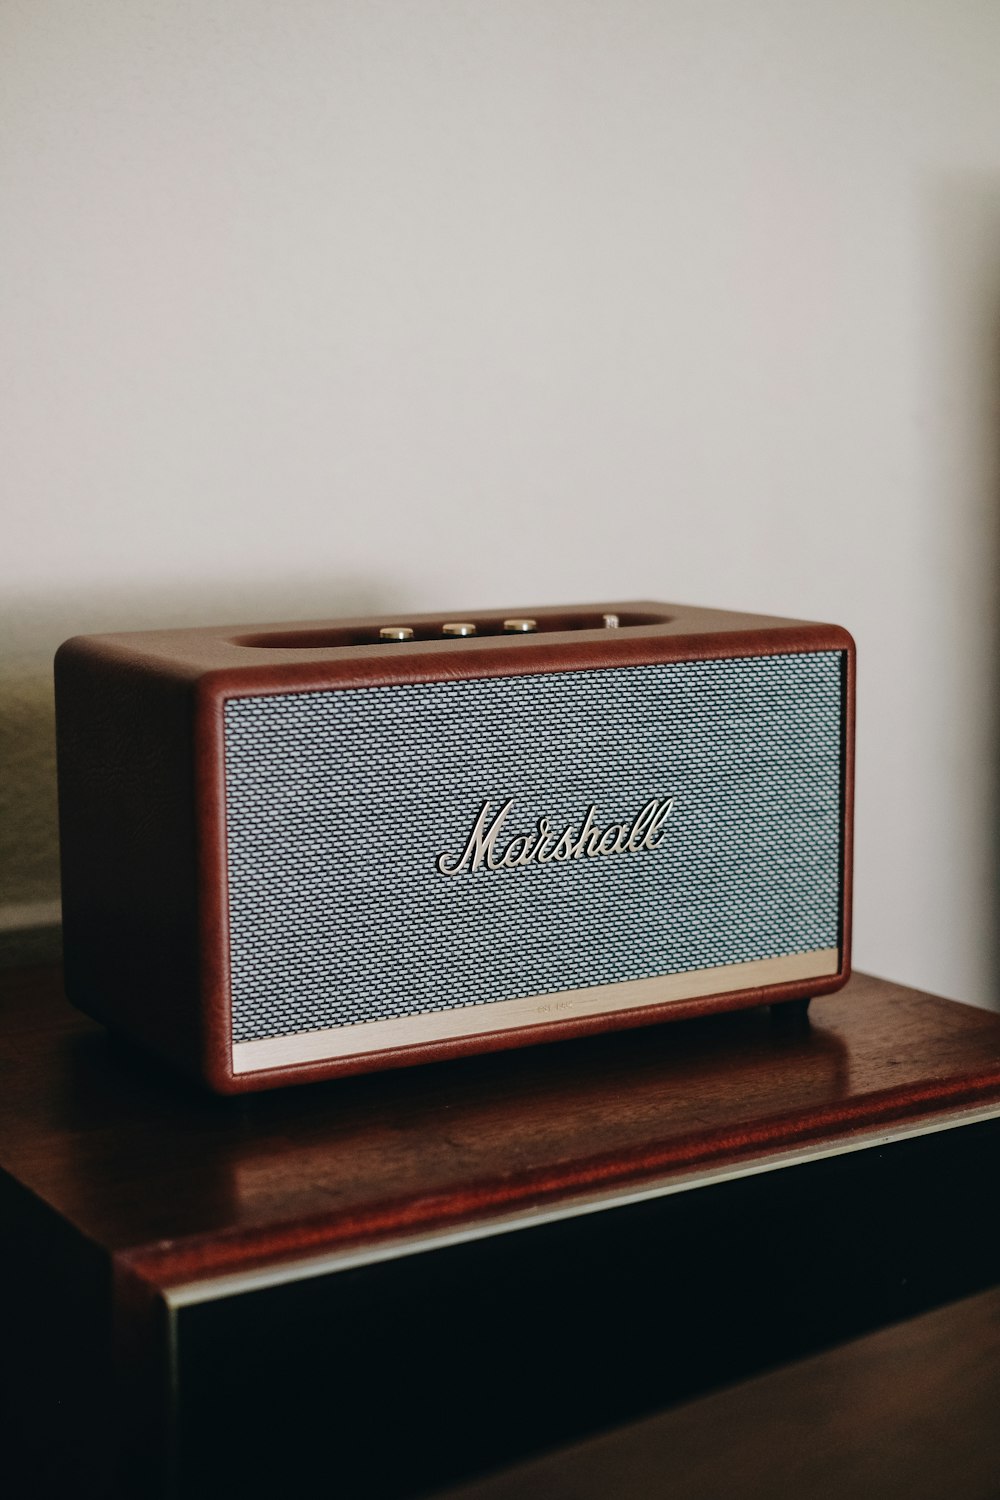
164 1100 1000 1306
231 949 840 1075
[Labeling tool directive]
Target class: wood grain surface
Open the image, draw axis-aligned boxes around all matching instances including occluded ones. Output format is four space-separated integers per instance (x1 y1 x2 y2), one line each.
438 1283 1000 1500
2 964 999 1287
4 964 1000 1498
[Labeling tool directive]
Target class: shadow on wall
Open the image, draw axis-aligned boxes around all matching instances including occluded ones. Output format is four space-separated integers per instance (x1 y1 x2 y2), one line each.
0 575 388 967
922 177 1000 1005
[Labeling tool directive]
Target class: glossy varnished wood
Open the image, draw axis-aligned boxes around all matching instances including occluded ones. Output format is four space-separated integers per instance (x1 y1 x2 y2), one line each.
439 1284 1000 1500
2 966 1000 1286
4 965 1000 1496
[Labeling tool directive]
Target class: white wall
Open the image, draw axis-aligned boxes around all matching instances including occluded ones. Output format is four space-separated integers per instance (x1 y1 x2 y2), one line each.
3 1 1000 1003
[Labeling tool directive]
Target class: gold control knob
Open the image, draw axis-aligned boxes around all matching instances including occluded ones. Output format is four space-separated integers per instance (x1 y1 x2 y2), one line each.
503 618 538 633
441 622 477 637
379 626 414 642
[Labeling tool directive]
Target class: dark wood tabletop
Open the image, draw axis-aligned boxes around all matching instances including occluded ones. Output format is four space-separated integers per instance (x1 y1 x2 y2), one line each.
4 964 1000 1498
439 1282 1000 1500
3 964 1000 1288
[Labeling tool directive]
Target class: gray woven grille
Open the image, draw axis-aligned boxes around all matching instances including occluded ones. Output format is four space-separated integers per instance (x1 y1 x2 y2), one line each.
224 652 844 1044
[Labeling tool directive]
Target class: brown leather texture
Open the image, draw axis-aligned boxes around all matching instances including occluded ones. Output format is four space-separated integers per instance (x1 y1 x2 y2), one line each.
55 600 856 1093
57 598 853 682
55 638 207 1080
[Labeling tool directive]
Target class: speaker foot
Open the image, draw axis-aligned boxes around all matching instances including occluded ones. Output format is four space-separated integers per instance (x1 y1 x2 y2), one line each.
770 996 812 1031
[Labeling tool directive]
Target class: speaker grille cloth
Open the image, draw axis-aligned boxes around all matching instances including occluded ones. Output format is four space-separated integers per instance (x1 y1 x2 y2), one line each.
224 652 844 1044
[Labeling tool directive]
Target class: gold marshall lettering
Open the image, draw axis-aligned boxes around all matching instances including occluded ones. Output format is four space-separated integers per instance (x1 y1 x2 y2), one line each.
436 796 675 876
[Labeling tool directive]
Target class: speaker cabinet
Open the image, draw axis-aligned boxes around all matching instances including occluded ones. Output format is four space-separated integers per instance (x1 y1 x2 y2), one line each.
55 601 854 1091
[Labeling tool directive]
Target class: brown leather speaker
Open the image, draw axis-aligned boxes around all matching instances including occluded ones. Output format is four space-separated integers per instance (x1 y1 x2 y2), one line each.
55 601 854 1092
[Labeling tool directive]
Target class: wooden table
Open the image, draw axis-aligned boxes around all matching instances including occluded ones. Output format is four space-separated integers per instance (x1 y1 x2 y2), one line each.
3 966 1000 1498
439 1282 1000 1500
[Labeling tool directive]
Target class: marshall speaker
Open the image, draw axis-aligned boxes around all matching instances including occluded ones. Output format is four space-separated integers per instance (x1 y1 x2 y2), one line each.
55 602 855 1093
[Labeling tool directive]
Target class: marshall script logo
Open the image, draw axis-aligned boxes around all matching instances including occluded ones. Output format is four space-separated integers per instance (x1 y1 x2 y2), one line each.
436 796 675 876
